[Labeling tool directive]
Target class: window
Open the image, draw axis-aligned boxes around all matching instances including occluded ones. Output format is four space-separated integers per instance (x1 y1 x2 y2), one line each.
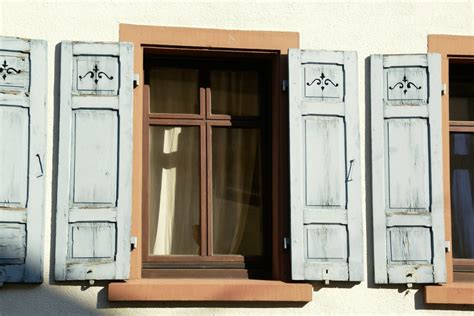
425 35 474 305
141 51 272 278
110 24 311 302
448 60 474 282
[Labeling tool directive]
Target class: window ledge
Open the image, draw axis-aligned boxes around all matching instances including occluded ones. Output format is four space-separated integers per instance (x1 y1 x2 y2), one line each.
425 282 474 305
108 279 313 302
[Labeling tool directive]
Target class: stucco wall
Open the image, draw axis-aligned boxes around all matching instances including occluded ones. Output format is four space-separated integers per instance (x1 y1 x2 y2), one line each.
1 1 473 315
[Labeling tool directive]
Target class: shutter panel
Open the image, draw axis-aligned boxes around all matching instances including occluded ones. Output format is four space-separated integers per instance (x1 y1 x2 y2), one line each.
55 41 133 281
371 54 446 284
0 37 47 283
289 49 363 281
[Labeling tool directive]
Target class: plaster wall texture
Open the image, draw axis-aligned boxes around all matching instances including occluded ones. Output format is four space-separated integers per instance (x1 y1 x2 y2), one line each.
0 1 473 315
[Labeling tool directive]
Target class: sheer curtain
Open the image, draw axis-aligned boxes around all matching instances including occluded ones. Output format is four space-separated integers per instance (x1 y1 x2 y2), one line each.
148 67 262 256
211 70 263 255
149 126 200 255
212 127 262 255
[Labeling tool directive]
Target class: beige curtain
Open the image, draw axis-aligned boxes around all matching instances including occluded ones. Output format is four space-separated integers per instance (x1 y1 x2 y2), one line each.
212 127 262 255
211 69 263 255
149 126 200 255
149 67 199 114
148 68 262 256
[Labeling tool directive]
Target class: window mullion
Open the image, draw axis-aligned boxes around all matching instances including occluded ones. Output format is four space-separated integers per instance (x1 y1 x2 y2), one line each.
206 121 213 256
199 87 208 257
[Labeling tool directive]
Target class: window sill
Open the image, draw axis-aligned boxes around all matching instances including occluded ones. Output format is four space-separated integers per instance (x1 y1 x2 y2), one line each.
108 279 313 302
425 282 474 305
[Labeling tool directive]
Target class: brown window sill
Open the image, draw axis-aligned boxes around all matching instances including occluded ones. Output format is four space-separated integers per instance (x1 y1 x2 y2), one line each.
425 282 474 305
108 279 313 302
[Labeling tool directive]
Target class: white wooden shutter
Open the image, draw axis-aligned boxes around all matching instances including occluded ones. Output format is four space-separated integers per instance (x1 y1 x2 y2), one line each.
55 41 133 281
371 54 446 284
289 49 363 281
0 37 47 283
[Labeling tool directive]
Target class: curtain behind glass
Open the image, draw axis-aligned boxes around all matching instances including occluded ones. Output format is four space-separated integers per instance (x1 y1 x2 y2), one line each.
149 126 200 255
212 127 263 256
149 67 199 114
450 133 474 258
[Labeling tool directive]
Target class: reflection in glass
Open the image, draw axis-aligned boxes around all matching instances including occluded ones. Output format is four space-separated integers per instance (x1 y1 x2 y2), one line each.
450 132 474 259
149 67 199 114
149 126 200 255
210 70 260 116
212 127 263 255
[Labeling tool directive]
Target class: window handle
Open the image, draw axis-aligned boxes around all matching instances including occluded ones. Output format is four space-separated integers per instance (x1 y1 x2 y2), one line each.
346 159 355 182
36 154 44 178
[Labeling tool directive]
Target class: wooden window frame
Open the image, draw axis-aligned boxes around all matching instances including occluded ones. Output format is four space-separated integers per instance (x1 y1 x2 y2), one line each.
425 34 474 305
141 54 271 277
110 24 312 302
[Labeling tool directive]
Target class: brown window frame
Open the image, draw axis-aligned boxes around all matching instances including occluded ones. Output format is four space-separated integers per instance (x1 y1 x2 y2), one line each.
425 35 474 305
141 52 272 278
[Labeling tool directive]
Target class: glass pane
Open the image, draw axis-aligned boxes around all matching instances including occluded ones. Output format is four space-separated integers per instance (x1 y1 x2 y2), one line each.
212 127 263 255
149 67 199 114
149 126 200 255
449 62 474 121
450 132 474 259
210 70 260 116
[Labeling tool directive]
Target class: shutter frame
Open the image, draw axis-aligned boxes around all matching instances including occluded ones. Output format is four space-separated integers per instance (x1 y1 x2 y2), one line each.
55 41 133 281
0 36 47 283
371 53 446 284
289 49 363 281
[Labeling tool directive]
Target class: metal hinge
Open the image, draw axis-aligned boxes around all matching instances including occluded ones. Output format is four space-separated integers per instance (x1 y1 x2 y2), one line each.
131 236 138 250
441 83 447 96
283 237 290 250
133 73 140 88
445 240 451 253
282 80 289 92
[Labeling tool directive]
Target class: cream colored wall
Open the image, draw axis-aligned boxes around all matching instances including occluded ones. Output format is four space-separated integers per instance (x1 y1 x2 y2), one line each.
1 1 473 315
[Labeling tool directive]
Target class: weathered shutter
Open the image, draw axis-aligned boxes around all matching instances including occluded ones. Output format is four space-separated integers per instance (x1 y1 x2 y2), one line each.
55 41 133 281
289 49 363 281
0 37 46 283
371 54 446 284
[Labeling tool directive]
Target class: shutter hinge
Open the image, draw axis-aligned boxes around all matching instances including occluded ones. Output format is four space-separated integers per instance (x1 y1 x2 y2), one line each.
282 80 288 92
133 73 140 88
283 237 290 250
131 236 138 251
441 83 447 96
445 240 451 253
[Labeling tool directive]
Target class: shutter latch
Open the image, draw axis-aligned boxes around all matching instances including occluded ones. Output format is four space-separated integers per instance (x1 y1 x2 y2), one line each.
282 80 289 92
131 236 138 251
283 237 290 250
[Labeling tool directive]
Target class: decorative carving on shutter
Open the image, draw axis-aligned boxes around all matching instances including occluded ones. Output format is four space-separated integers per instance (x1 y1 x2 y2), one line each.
289 49 363 282
371 54 446 284
0 36 47 283
55 41 133 281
